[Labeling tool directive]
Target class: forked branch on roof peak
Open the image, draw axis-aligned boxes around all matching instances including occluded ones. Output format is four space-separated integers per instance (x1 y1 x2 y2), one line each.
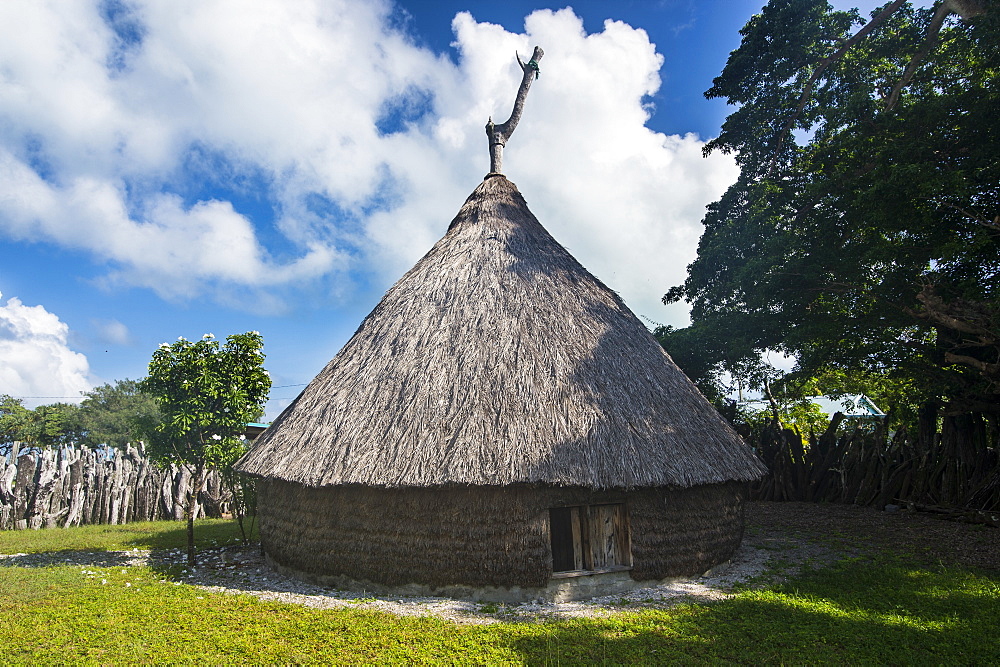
485 46 544 175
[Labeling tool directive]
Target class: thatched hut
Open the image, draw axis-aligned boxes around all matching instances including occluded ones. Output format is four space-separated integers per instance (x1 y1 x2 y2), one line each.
236 47 765 600
237 173 765 599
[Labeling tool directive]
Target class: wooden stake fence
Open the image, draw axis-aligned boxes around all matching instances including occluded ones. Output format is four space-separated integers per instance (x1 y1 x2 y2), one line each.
748 412 1000 514
0 444 229 531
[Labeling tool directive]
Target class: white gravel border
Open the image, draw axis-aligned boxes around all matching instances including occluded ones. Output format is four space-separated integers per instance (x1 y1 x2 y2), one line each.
2 531 856 624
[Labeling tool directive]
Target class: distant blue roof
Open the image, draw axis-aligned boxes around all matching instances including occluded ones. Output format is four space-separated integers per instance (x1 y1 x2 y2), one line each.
244 422 270 440
741 394 885 419
810 395 885 418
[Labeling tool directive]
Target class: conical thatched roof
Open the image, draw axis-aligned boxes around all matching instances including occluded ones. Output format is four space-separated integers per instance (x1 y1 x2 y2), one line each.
237 175 765 489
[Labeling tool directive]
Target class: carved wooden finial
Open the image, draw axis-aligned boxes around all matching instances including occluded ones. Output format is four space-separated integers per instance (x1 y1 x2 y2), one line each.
485 46 544 176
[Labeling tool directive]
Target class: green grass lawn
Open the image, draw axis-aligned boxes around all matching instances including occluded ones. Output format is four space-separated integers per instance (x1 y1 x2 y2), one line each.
1 521 999 664
0 518 254 554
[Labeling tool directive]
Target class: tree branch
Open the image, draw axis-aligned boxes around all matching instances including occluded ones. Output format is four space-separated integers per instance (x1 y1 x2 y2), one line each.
767 0 907 175
945 0 987 21
884 1 953 112
941 202 1000 231
486 46 544 175
944 352 1000 375
906 286 997 339
768 0 990 171
941 396 1000 415
883 0 987 112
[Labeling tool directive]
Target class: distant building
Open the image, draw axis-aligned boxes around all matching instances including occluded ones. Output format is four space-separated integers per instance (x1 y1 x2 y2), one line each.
741 394 885 420
243 422 269 441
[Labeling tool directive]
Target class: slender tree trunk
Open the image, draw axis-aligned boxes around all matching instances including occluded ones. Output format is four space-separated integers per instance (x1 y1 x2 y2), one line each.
185 493 196 565
185 462 208 566
235 510 247 544
228 472 249 544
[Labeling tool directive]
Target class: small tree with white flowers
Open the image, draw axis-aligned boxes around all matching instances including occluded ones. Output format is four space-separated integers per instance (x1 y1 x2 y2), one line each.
140 331 270 564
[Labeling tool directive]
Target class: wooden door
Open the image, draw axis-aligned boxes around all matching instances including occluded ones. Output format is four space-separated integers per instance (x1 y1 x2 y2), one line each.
588 504 630 569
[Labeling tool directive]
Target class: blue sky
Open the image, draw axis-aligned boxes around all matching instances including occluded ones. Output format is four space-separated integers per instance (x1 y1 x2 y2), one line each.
0 0 885 417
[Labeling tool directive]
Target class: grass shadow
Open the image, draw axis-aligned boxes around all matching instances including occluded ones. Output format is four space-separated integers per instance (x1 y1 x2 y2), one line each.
0 551 138 568
510 556 1000 663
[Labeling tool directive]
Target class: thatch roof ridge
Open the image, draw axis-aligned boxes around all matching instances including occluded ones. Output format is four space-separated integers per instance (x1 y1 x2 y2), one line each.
237 175 766 488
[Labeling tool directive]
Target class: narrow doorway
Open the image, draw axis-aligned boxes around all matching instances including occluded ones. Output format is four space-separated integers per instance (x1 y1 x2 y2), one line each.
549 503 631 573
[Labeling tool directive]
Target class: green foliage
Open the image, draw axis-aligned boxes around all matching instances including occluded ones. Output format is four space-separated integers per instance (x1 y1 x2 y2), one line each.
744 397 831 440
760 368 917 433
666 0 1000 420
139 331 270 562
39 403 86 447
139 332 270 473
0 396 83 454
0 381 162 455
75 379 163 449
0 395 33 455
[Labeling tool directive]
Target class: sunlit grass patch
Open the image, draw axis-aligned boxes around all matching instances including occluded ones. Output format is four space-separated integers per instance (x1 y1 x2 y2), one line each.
0 518 253 555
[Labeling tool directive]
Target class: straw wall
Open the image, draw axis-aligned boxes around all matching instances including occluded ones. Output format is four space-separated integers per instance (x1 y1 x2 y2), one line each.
628 481 746 580
258 480 745 589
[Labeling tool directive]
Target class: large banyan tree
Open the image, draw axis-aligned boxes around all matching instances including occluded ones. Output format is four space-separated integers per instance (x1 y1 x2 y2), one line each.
662 1 1000 429
237 47 764 600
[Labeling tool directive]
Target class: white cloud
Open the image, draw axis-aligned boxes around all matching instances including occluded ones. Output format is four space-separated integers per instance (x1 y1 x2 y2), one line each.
92 318 134 347
0 0 737 323
365 8 739 322
0 292 92 407
0 154 342 302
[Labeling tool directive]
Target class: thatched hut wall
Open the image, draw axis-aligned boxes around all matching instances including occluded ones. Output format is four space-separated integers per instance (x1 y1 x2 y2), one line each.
257 479 745 591
627 482 746 580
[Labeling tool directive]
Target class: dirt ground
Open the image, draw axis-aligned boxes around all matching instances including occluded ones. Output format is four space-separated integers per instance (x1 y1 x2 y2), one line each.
746 501 1000 572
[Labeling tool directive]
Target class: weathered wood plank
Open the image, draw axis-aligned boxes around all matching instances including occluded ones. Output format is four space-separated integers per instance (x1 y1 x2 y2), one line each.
569 506 583 571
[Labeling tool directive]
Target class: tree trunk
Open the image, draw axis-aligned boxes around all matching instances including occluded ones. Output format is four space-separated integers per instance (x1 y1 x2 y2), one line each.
185 498 196 565
185 463 209 566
